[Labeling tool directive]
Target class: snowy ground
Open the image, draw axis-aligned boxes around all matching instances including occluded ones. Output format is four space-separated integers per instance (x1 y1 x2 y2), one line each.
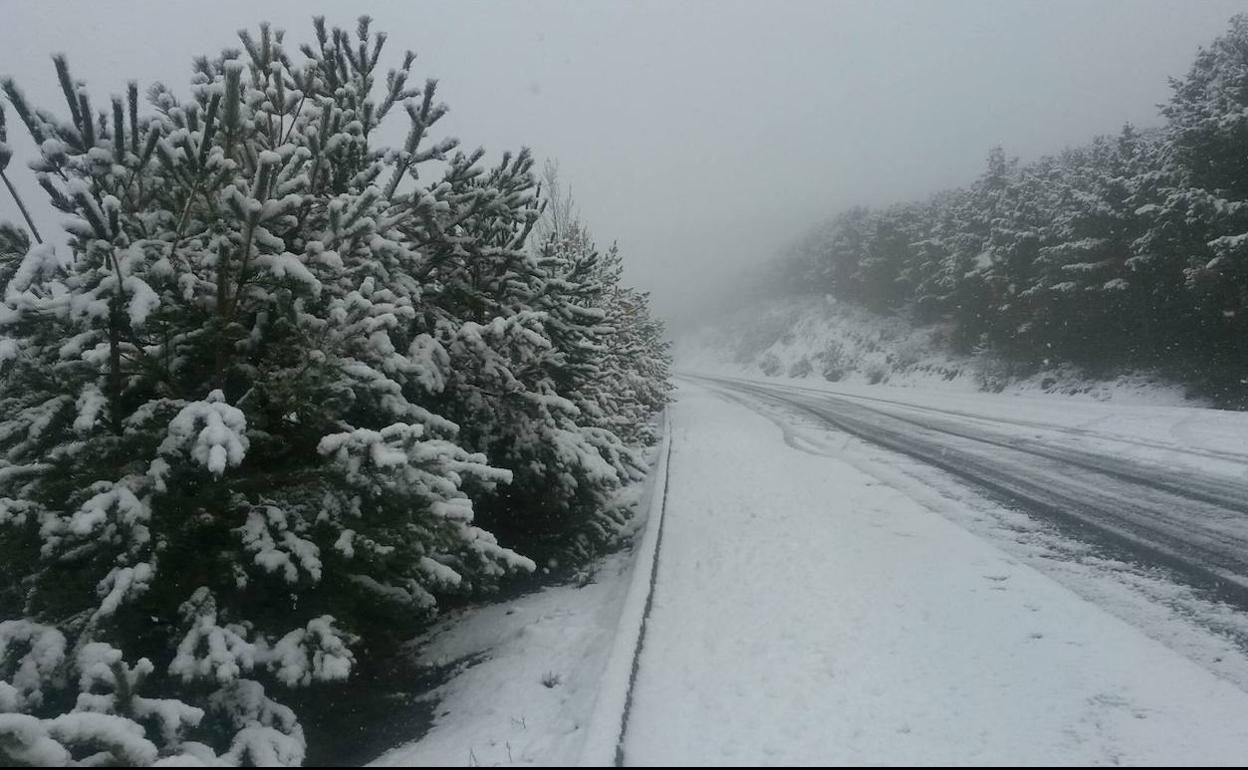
367 378 1248 766
364 551 635 767
621 382 1248 765
366 434 670 767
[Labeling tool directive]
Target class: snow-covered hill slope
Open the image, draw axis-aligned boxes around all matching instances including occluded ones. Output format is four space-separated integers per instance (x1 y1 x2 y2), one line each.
677 295 1199 407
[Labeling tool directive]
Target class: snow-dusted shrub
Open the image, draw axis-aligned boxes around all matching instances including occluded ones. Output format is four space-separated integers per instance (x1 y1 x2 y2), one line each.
972 345 1013 392
891 335 927 370
863 353 890 384
759 352 782 376
0 16 665 766
819 339 849 381
788 356 812 378
877 319 904 343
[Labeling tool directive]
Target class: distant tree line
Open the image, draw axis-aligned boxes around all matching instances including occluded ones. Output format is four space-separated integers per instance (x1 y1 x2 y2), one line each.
0 17 669 766
776 15 1248 403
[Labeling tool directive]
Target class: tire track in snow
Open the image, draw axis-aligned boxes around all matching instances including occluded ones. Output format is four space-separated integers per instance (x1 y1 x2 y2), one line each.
691 375 1248 609
706 373 1248 465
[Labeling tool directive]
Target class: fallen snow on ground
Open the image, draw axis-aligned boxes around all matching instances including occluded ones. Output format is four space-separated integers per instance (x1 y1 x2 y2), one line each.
367 439 666 768
367 380 1248 767
622 382 1248 765
365 551 636 767
700 378 1248 691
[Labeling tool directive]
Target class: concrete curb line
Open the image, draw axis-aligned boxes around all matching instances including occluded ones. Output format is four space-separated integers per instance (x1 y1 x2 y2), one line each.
577 409 675 767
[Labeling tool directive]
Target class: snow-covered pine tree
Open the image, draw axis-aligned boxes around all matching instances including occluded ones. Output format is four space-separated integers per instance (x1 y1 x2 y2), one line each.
0 104 35 298
908 189 964 323
860 203 927 313
1144 13 1248 396
0 17 556 765
526 168 670 448
947 147 1022 356
534 226 671 443
522 223 645 555
592 243 671 445
0 221 26 299
782 217 840 296
415 161 671 565
1021 128 1155 367
382 151 615 565
768 14 1248 399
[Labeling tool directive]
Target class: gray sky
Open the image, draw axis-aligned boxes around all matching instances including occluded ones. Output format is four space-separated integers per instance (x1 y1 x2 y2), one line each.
2 0 1246 329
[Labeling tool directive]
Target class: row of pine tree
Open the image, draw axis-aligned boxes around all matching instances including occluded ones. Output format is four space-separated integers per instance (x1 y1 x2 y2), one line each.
0 17 669 766
776 15 1248 403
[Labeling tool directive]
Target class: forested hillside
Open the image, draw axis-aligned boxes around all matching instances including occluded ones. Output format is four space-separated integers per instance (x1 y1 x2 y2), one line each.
770 15 1248 404
0 17 668 766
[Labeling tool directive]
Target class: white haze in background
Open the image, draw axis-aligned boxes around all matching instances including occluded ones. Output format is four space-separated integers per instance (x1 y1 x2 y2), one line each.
1 0 1246 331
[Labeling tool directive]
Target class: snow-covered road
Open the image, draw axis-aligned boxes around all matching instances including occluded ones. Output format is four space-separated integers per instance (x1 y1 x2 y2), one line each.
690 374 1248 601
620 380 1248 765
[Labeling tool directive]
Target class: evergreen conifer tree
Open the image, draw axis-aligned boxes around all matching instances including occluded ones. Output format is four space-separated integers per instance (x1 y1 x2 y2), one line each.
0 16 670 765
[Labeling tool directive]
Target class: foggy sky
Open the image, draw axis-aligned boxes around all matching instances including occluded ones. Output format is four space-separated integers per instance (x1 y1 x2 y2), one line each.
2 0 1246 330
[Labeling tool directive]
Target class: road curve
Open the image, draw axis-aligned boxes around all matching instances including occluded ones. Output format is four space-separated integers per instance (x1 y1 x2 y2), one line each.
687 374 1248 605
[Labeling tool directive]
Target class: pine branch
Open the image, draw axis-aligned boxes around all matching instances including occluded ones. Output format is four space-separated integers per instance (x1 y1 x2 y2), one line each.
0 170 43 244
